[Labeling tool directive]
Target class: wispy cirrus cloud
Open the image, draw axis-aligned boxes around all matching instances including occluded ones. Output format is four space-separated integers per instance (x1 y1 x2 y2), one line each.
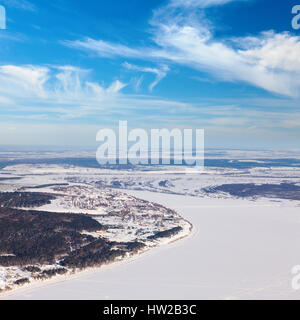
0 65 127 116
123 62 169 91
0 64 191 121
64 0 300 98
1 0 36 11
64 38 143 59
0 64 297 123
0 63 300 148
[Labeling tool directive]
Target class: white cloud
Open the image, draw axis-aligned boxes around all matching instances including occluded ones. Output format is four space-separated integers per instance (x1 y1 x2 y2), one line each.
0 65 48 98
106 80 127 94
151 24 300 97
237 31 300 72
1 0 36 11
0 64 192 121
64 38 143 59
131 75 144 92
0 64 299 146
0 65 127 114
123 62 169 91
64 0 300 98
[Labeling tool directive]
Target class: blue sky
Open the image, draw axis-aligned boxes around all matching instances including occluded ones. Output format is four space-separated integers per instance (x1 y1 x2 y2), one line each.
0 0 299 149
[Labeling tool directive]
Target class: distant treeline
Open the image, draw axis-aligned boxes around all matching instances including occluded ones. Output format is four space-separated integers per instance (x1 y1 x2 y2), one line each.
0 192 56 208
23 183 69 189
204 183 300 201
0 177 22 181
148 226 182 240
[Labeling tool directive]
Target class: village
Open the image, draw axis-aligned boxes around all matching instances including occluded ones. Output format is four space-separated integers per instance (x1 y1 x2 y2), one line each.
0 170 191 292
